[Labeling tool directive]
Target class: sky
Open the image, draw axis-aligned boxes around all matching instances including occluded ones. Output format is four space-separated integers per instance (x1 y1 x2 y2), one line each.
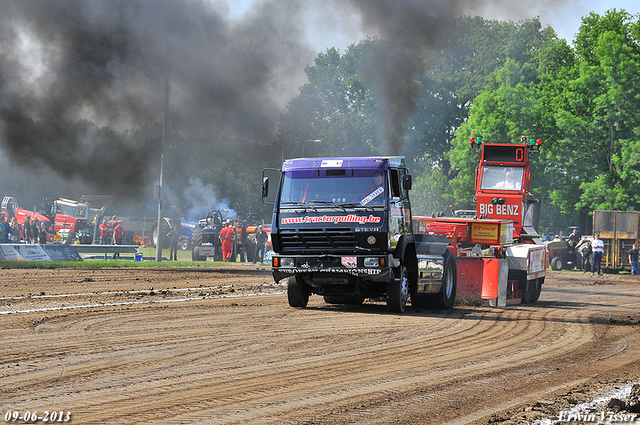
226 0 640 53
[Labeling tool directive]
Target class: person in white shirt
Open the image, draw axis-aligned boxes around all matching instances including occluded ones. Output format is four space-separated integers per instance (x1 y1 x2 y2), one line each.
493 170 521 190
591 234 605 276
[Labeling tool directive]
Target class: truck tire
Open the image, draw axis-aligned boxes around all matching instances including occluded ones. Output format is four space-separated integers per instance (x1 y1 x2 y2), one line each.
413 250 457 310
530 278 543 303
522 279 534 304
287 275 309 308
550 257 563 271
151 218 171 249
387 266 409 313
431 250 457 310
180 239 190 251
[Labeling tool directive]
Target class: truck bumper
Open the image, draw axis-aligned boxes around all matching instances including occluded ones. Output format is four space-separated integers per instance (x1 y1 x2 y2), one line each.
271 254 393 284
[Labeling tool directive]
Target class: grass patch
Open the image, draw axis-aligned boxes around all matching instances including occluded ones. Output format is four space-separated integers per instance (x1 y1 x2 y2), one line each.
0 245 261 269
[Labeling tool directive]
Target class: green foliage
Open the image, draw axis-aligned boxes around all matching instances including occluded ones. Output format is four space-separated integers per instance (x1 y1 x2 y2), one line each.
410 161 451 216
546 9 640 220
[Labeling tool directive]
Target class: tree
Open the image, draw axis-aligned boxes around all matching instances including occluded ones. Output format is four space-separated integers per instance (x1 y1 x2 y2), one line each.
278 41 378 159
548 10 640 219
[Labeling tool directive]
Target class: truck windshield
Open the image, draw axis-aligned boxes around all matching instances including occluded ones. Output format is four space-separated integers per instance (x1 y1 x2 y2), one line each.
280 169 386 207
480 166 524 191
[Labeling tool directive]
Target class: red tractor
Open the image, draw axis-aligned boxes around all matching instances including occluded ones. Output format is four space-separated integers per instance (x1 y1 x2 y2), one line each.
1 196 105 243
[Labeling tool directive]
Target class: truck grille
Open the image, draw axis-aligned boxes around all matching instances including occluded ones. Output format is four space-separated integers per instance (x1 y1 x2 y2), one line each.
279 228 359 252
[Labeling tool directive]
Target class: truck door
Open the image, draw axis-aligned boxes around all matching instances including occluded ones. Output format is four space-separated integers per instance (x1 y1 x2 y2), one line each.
388 168 412 250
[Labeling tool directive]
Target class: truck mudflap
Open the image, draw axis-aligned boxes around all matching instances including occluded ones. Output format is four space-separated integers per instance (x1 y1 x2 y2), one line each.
416 254 445 294
271 255 393 283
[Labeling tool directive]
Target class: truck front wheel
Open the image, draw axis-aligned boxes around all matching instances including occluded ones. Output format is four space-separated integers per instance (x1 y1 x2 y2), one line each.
287 275 310 308
387 266 409 313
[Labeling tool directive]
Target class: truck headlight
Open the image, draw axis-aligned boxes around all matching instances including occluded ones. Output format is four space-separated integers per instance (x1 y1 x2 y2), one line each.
364 257 379 267
279 257 295 268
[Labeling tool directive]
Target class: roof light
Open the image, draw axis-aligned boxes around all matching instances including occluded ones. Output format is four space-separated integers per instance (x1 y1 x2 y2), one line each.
529 138 542 153
470 136 482 150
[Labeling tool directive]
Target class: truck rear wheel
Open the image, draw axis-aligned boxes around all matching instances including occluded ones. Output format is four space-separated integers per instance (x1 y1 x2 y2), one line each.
413 250 457 310
387 266 409 313
287 275 309 308
433 250 457 310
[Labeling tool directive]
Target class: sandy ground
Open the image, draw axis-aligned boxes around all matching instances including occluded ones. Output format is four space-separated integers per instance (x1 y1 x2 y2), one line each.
1 265 640 424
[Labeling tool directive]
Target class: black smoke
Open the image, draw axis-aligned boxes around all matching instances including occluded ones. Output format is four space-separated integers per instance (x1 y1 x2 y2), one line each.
0 0 312 199
0 0 559 199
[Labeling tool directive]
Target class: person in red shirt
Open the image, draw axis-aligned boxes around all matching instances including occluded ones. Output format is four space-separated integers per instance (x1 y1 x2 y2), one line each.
111 221 124 259
99 219 110 245
219 221 235 262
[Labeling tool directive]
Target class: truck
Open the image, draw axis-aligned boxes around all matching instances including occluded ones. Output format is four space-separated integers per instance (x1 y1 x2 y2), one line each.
413 137 547 306
262 156 456 313
264 137 547 312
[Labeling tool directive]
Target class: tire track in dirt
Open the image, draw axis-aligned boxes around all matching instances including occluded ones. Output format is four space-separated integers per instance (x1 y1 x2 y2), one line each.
1 270 639 424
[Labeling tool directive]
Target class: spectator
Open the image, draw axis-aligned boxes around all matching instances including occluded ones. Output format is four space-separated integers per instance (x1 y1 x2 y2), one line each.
111 220 124 259
24 216 32 243
99 219 110 245
31 219 39 244
167 224 179 261
579 241 592 273
0 215 7 243
39 222 48 244
629 244 639 276
567 229 580 254
3 215 13 243
219 221 235 262
253 225 268 264
591 234 605 276
108 215 117 234
9 217 21 242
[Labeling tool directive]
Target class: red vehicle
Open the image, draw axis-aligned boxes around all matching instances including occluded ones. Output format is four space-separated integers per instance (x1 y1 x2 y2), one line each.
1 196 99 243
413 137 547 306
1 197 51 239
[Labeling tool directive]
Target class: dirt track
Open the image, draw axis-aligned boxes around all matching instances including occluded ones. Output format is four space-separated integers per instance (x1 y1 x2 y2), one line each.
2 266 640 424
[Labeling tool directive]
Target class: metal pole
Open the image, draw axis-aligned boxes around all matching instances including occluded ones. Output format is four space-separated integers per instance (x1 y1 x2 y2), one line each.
155 75 170 262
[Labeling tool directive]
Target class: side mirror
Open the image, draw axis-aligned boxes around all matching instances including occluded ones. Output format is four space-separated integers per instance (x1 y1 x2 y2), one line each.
402 174 412 191
261 177 269 198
